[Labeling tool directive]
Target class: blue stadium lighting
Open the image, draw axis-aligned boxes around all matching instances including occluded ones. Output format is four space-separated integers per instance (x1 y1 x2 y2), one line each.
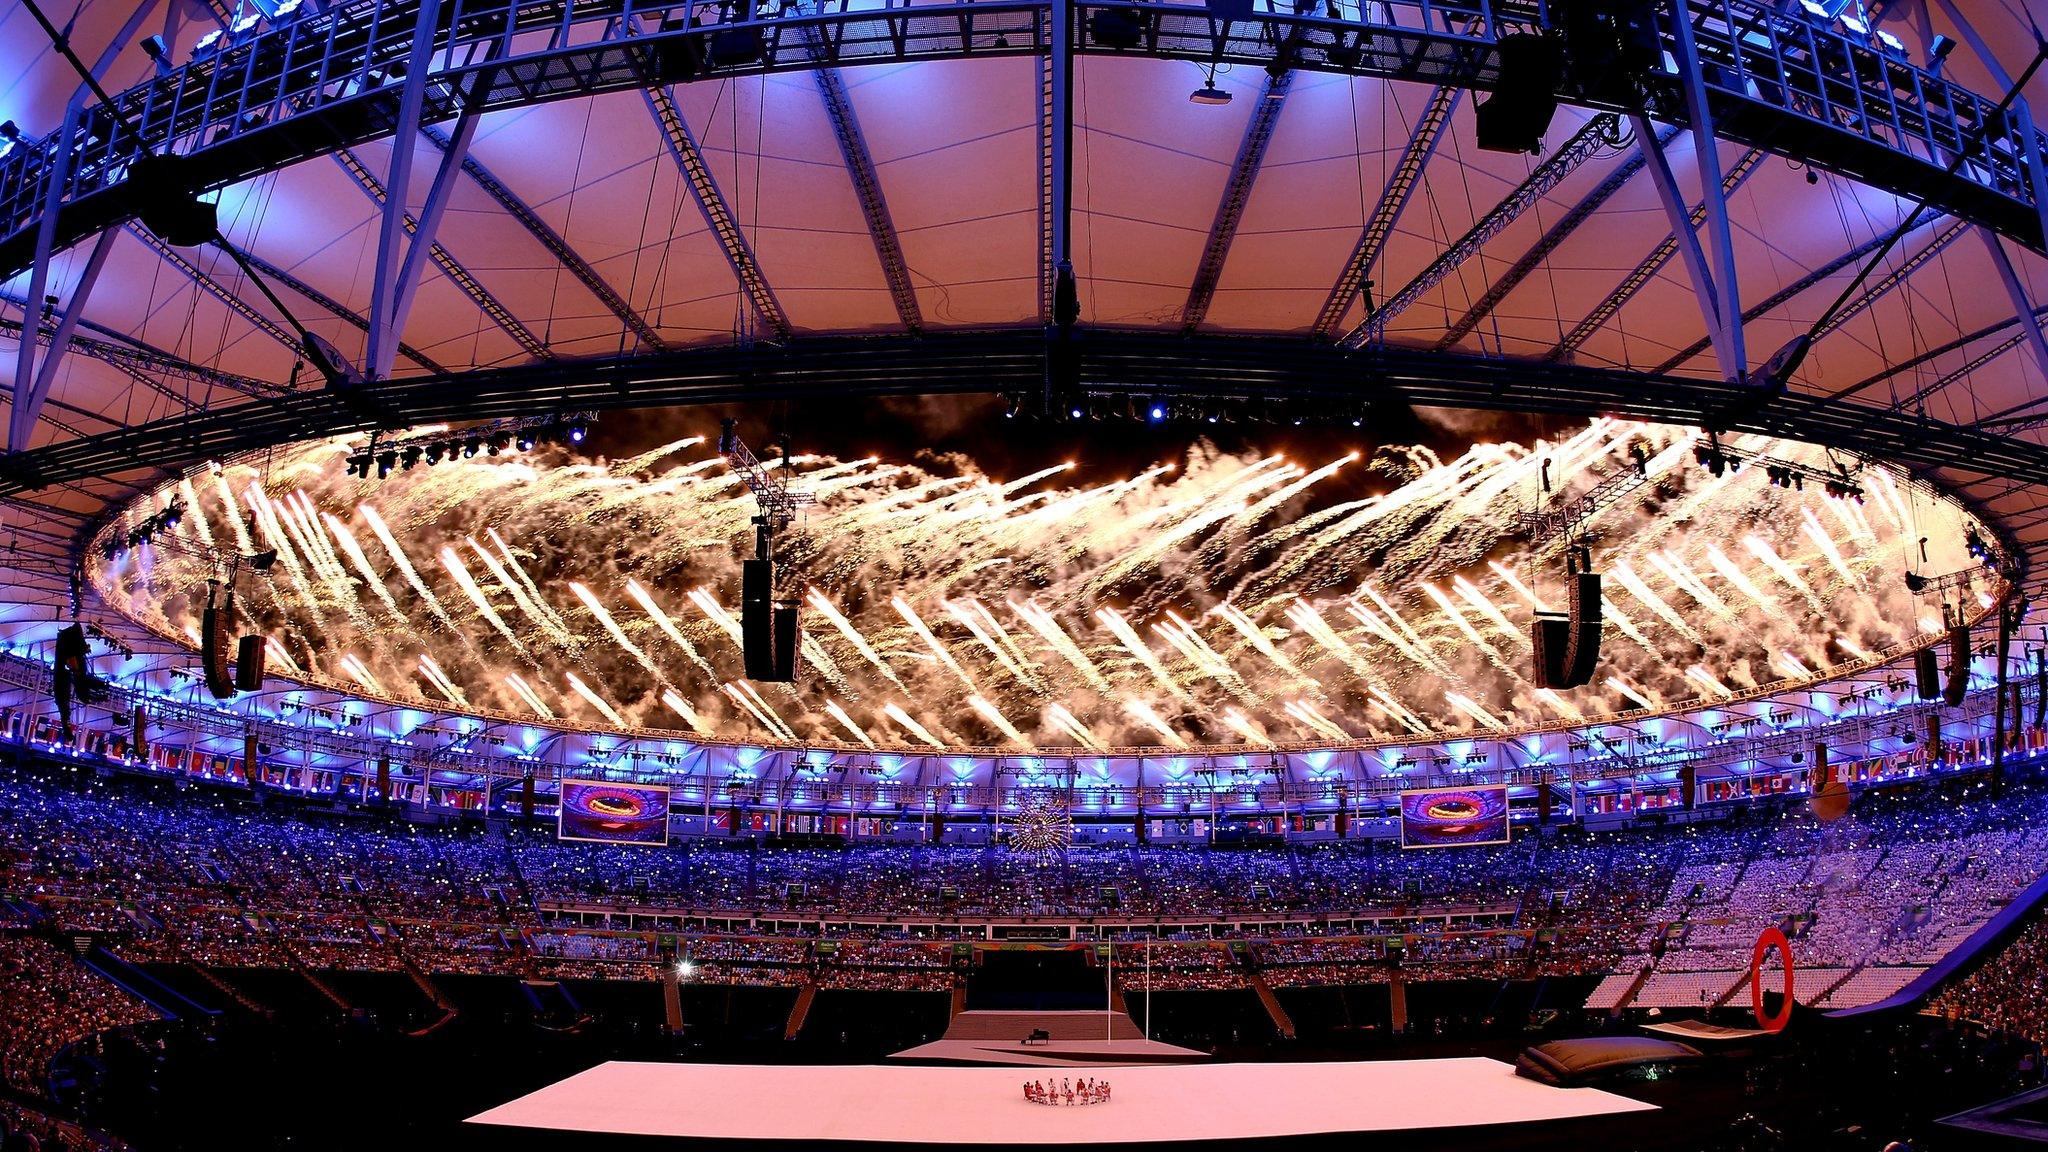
1148 402 1166 422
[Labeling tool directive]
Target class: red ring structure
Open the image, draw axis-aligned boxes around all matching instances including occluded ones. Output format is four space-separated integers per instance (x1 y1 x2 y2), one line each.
1750 927 1795 1033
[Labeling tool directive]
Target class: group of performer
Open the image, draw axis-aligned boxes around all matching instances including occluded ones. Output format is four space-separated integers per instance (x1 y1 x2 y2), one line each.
1022 1077 1110 1106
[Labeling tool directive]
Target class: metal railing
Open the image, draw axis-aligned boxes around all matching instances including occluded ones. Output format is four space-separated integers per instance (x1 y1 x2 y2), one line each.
0 0 2041 276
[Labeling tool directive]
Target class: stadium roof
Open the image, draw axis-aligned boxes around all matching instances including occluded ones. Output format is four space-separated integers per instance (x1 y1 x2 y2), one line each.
5 0 2048 626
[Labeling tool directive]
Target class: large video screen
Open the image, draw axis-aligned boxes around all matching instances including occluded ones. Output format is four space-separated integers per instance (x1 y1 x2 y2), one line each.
1399 785 1510 849
558 779 672 846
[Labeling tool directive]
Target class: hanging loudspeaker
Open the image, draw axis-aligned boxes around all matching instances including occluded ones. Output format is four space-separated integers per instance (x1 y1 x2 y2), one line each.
1944 625 1970 707
1915 647 1940 700
772 604 800 681
742 558 779 680
202 597 236 700
1562 571 1603 687
1475 33 1563 153
1532 614 1569 688
234 634 265 693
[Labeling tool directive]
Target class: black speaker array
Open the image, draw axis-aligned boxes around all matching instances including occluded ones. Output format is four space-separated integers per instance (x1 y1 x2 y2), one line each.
742 559 800 682
1089 8 1143 48
1556 0 1661 103
1533 572 1603 689
650 26 763 82
127 153 218 247
201 601 236 700
1475 33 1563 154
1914 647 1940 701
234 634 265 693
1944 625 1970 707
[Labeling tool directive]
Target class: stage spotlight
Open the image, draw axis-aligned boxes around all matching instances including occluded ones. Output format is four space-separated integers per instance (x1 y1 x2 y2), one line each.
1190 82 1232 105
566 419 589 444
425 443 444 466
462 437 481 458
400 446 422 470
487 433 511 455
193 28 223 54
346 452 374 478
516 430 538 451
376 451 397 479
1149 400 1168 423
140 34 166 63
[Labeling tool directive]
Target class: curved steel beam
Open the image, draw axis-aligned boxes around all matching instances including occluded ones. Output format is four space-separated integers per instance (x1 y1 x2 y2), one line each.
1 0 2043 282
7 329 2048 500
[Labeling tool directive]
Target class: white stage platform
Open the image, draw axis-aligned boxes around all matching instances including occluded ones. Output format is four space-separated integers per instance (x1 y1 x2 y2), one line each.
468 1058 1657 1144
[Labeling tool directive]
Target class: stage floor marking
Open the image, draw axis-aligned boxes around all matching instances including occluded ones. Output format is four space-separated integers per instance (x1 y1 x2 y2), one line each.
468 1056 1657 1143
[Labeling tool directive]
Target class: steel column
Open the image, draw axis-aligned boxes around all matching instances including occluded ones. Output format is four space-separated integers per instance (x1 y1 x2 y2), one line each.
1666 3 1745 379
381 106 481 380
333 147 551 361
366 0 447 381
11 0 160 450
12 228 118 451
1981 228 2048 382
1652 210 1943 374
1049 0 1074 319
1637 121 1741 380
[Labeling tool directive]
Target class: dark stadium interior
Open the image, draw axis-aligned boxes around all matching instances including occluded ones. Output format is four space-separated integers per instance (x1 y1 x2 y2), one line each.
10 0 2048 1146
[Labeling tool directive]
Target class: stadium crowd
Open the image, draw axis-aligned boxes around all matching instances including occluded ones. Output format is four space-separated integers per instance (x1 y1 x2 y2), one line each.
3 758 2048 1106
1932 912 2048 1046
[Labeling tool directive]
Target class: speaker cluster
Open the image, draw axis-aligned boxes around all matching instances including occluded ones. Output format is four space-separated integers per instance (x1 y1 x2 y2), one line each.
199 590 267 700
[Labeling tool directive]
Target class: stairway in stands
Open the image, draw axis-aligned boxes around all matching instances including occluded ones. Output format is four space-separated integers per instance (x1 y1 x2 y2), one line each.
662 963 685 1035
784 980 819 1040
1246 967 1296 1039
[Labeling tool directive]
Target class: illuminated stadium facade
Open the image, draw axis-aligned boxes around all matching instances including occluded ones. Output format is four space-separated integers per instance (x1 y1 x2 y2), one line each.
3 0 2048 836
